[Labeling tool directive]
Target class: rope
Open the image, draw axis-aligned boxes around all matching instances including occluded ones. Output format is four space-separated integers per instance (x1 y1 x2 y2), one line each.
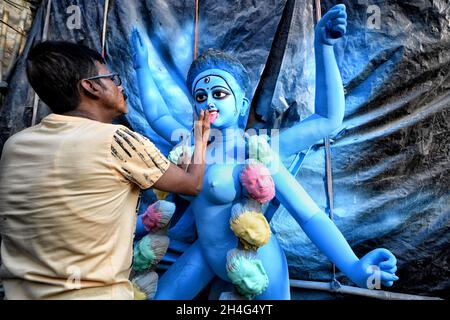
193 0 199 59
31 0 52 126
101 0 110 58
324 136 337 282
41 0 51 42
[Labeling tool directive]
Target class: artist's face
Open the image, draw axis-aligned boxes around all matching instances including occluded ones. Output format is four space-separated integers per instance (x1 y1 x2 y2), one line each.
96 62 128 115
193 71 244 129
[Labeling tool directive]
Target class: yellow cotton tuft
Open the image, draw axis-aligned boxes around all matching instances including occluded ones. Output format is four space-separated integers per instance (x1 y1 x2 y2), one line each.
153 188 170 200
132 282 147 300
230 211 271 249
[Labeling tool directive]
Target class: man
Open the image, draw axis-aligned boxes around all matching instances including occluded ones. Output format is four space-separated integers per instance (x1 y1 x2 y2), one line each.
0 41 210 299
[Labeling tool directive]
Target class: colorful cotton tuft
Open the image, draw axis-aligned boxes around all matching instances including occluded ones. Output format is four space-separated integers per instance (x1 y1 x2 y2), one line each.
240 162 275 203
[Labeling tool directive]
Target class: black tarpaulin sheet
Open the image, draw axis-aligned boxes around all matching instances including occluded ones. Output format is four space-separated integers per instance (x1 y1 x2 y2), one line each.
0 0 448 298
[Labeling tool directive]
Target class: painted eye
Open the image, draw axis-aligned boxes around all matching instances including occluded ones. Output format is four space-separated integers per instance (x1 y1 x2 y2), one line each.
213 91 229 99
196 93 207 102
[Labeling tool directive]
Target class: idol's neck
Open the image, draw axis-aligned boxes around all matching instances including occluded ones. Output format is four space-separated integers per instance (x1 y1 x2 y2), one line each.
213 126 245 145
206 126 247 164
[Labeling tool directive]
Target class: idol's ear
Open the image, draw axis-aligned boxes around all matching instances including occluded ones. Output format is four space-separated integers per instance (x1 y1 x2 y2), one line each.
240 97 250 116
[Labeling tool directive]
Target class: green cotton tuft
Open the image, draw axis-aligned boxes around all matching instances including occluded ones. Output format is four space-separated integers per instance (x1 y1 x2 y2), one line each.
227 255 269 299
168 144 194 165
247 135 274 165
154 200 176 216
133 235 156 271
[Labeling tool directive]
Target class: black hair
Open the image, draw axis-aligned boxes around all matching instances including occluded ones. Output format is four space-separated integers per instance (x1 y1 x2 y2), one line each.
186 49 250 97
26 41 105 114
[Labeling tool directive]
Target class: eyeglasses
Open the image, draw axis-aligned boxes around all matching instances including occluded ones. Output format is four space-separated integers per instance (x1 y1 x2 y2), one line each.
85 73 122 86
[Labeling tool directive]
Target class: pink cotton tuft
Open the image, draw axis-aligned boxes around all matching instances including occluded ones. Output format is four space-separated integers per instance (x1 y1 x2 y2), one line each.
141 204 163 232
240 163 275 203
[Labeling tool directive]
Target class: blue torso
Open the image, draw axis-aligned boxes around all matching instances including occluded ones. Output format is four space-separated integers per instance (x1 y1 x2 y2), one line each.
191 161 244 280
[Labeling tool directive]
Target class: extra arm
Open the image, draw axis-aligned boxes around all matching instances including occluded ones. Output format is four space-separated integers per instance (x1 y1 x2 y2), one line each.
270 161 361 280
248 135 399 288
279 5 347 159
131 28 186 145
273 162 398 288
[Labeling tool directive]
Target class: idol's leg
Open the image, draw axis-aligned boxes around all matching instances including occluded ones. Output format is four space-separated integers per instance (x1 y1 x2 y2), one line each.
154 240 215 299
254 237 290 300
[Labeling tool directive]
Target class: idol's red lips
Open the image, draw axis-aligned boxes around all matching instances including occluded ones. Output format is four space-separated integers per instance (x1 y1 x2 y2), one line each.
209 109 219 123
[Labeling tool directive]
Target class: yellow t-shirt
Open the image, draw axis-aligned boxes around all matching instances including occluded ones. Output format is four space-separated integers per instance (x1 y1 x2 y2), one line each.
0 113 170 300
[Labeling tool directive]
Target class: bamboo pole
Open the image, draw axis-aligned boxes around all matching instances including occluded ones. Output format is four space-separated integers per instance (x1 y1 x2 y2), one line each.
290 279 443 300
193 0 199 59
101 0 110 58
314 0 321 21
31 0 52 126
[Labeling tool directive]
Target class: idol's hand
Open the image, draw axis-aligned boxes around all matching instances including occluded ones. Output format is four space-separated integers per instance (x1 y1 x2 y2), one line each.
131 27 149 69
351 248 399 289
315 4 347 46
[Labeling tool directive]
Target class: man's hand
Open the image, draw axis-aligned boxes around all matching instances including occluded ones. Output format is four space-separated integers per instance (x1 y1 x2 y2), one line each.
153 109 210 195
194 109 211 152
131 27 149 69
351 248 399 289
315 4 347 46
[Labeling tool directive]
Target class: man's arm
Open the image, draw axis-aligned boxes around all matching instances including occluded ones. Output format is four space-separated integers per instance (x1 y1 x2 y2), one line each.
152 109 210 195
152 164 202 196
279 4 347 159
111 110 209 196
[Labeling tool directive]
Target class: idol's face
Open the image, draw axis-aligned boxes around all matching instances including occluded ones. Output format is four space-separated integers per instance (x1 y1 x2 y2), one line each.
193 70 248 130
194 74 237 129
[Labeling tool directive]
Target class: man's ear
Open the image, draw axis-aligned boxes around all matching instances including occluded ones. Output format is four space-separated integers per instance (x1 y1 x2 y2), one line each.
240 97 250 116
79 79 102 99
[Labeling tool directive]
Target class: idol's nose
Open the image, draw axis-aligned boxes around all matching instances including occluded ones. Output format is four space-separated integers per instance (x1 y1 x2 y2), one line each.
207 102 216 111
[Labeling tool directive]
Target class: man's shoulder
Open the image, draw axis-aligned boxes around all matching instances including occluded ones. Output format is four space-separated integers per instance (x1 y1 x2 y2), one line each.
112 125 149 142
2 126 36 148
